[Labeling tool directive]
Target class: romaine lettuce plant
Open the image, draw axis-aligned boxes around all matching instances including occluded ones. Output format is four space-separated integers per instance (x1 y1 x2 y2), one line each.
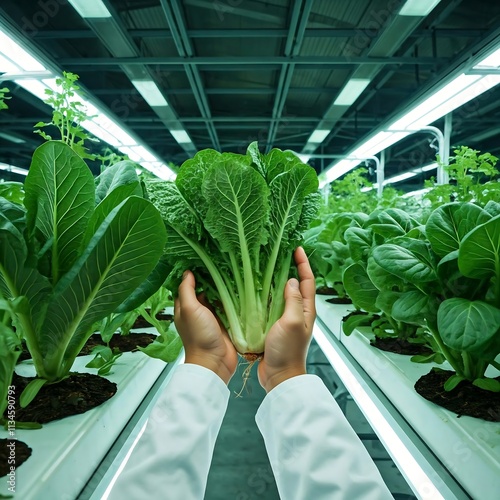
146 143 319 356
0 141 167 402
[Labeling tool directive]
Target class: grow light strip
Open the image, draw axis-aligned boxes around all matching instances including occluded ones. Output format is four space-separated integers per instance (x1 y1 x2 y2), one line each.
312 324 446 500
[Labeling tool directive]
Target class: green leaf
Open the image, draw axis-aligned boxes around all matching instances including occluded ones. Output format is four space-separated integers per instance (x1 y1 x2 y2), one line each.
342 313 373 336
344 227 372 263
0 324 22 416
203 157 269 266
342 263 379 312
367 208 418 239
23 141 95 282
95 160 141 204
372 244 437 284
366 255 404 290
458 213 500 279
392 290 437 326
426 202 487 257
444 374 465 391
437 298 500 353
472 378 500 392
20 378 48 408
39 197 167 380
411 353 439 363
138 331 183 362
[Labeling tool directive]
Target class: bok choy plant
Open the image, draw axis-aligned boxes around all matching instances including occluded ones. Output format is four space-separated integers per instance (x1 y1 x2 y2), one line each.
146 142 320 357
0 141 167 403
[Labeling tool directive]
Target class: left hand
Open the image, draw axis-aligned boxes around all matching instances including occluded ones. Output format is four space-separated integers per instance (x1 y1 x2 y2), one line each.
174 271 238 384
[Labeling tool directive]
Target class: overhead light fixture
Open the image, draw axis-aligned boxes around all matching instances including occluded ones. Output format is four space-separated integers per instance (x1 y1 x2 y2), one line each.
298 154 311 163
308 129 331 144
0 132 26 144
0 54 21 74
131 80 169 108
130 145 158 163
334 79 371 106
399 0 441 16
383 171 417 185
67 0 112 18
474 48 500 69
14 79 51 101
170 129 192 144
421 162 438 172
0 29 46 72
403 187 432 198
0 163 29 176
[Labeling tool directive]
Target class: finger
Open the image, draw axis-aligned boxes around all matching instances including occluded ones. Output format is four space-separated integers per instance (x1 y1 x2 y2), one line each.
174 296 181 322
178 270 197 310
294 247 316 327
280 278 305 330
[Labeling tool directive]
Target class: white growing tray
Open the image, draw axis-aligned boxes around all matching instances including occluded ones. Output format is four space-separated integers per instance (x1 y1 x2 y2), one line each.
317 301 500 500
0 321 179 500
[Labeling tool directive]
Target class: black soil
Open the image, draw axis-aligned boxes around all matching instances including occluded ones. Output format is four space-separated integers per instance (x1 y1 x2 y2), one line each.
18 332 158 362
78 332 157 356
131 312 173 329
316 286 338 295
0 439 32 477
326 296 353 304
415 370 500 422
371 337 433 356
9 372 117 424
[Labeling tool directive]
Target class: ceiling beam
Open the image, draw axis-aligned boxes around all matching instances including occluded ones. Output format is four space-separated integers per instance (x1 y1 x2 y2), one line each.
266 0 313 152
33 28 488 40
58 56 444 66
160 0 220 150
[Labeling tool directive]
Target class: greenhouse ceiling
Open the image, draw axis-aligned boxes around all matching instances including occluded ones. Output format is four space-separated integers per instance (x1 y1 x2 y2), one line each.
1 0 500 192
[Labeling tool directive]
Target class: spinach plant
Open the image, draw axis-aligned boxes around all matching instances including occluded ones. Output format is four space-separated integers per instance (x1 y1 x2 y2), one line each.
0 87 10 111
0 141 168 404
372 202 500 391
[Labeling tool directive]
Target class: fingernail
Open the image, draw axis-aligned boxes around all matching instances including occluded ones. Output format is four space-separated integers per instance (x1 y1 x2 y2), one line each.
289 278 299 289
182 271 189 280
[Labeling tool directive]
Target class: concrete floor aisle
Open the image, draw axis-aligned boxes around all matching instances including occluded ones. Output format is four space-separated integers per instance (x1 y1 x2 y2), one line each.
204 363 279 500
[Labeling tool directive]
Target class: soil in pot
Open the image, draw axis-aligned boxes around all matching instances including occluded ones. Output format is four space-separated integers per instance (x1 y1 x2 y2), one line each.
415 370 500 422
9 372 117 424
371 337 433 356
0 439 32 477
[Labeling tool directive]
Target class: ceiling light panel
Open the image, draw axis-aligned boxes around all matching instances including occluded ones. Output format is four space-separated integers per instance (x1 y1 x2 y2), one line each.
308 129 331 143
170 129 192 144
399 0 441 16
67 0 112 18
131 80 169 108
0 29 46 72
474 48 500 69
334 79 371 106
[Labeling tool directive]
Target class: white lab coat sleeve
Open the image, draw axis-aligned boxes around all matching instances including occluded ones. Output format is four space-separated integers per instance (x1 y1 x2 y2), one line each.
255 374 394 500
108 363 230 500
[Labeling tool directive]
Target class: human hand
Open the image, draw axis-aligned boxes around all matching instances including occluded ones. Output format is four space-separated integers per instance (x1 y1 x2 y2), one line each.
258 247 316 393
174 271 238 384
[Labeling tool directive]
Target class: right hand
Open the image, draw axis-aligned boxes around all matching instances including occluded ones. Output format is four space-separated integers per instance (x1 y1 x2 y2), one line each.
258 247 316 393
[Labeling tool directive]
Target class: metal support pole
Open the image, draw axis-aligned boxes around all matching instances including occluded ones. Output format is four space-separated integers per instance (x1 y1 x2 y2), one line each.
378 150 385 198
442 114 452 185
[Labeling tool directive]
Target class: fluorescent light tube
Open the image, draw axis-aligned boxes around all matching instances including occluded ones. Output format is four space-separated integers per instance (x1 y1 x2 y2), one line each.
296 154 311 163
403 187 431 198
0 29 46 72
131 80 169 108
383 171 417 185
67 0 112 18
170 129 192 144
130 145 158 163
474 47 500 69
120 146 142 163
399 0 441 16
14 79 50 101
0 132 26 144
308 129 330 144
421 162 438 172
0 163 28 176
0 54 21 73
334 79 371 106
81 120 121 148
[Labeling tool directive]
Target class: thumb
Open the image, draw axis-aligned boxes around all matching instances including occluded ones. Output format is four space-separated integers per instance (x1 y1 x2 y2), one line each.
178 270 197 309
281 278 304 326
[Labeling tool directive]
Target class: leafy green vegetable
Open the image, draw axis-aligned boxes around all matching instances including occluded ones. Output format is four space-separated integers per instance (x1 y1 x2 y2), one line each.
147 143 319 355
0 141 169 392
